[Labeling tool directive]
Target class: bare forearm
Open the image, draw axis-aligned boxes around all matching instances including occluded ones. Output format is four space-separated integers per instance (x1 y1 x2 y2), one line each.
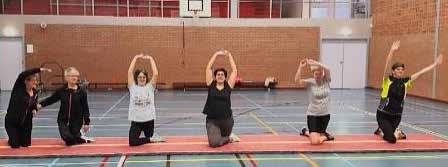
206 54 218 70
149 57 158 76
128 57 138 74
411 62 437 81
383 50 395 76
294 67 303 83
228 54 237 72
206 54 218 84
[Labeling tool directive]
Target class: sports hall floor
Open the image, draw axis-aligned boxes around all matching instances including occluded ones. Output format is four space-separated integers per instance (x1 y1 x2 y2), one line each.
1 89 448 167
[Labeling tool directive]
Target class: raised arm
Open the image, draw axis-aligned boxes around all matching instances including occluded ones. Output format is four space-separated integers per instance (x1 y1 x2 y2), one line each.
294 59 308 86
128 54 143 87
383 41 400 78
206 51 222 86
145 55 159 88
225 51 238 89
410 54 443 82
307 59 331 81
13 68 52 90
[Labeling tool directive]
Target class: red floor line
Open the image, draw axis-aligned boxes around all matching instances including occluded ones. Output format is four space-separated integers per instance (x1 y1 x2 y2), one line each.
98 156 109 167
245 154 258 167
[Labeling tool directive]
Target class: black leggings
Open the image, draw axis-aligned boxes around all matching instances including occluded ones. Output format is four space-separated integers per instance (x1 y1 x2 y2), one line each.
129 120 154 146
376 111 402 143
5 119 32 148
58 122 86 146
206 117 234 148
307 114 330 133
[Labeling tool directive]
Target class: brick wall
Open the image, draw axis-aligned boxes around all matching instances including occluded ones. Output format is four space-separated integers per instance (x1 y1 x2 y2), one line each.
369 0 448 101
25 24 319 88
437 0 448 101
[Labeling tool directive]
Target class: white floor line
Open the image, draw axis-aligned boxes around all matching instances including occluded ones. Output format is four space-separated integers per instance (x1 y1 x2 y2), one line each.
238 94 300 133
116 155 127 167
100 93 129 120
333 153 358 167
347 104 448 140
47 158 60 167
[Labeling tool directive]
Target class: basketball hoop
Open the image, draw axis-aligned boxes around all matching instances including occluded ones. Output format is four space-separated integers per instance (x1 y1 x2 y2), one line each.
180 0 210 18
193 10 200 19
191 10 201 23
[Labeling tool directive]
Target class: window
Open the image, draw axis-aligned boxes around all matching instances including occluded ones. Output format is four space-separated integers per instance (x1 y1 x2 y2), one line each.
211 0 228 18
335 0 351 18
23 0 51 15
3 0 21 14
310 0 330 18
57 0 88 16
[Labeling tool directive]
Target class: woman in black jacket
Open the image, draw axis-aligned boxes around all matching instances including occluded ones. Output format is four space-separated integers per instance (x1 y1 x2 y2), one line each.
38 67 92 146
5 67 51 148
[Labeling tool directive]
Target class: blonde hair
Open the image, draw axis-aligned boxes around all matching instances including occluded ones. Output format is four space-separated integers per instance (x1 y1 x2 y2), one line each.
64 67 80 76
310 65 322 72
310 65 325 78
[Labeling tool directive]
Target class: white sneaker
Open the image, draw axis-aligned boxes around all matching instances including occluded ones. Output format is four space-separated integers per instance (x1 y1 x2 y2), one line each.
80 130 95 143
229 133 240 142
82 136 95 143
150 133 166 143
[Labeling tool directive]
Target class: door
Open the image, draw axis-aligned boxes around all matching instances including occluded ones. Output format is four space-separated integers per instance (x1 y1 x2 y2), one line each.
0 37 24 91
321 39 367 88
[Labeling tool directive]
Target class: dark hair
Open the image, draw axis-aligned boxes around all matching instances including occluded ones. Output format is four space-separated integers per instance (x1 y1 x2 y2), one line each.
134 69 149 84
25 74 37 81
213 68 228 78
391 62 405 70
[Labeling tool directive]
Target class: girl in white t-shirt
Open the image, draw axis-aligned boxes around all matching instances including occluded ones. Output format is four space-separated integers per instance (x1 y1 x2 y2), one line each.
127 53 162 146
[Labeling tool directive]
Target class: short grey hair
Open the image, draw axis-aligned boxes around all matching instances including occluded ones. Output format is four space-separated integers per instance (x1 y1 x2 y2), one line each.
64 67 80 76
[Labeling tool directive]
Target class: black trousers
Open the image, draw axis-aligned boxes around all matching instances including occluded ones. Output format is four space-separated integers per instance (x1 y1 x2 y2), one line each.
377 111 402 143
58 121 86 146
206 117 234 148
5 117 32 148
129 120 154 146
307 114 330 133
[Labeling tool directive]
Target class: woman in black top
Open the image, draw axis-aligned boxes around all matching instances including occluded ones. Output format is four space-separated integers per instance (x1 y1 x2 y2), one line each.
203 50 240 148
5 67 51 148
374 40 444 143
38 67 92 146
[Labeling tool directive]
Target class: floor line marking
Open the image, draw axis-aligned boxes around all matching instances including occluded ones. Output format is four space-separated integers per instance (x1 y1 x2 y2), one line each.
298 153 319 167
347 105 448 140
100 93 129 120
116 155 127 167
5 154 448 166
334 153 357 167
47 158 60 167
245 154 258 167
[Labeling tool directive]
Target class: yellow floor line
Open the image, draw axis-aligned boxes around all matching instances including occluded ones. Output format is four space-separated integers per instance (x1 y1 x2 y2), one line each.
249 113 278 136
299 153 320 167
